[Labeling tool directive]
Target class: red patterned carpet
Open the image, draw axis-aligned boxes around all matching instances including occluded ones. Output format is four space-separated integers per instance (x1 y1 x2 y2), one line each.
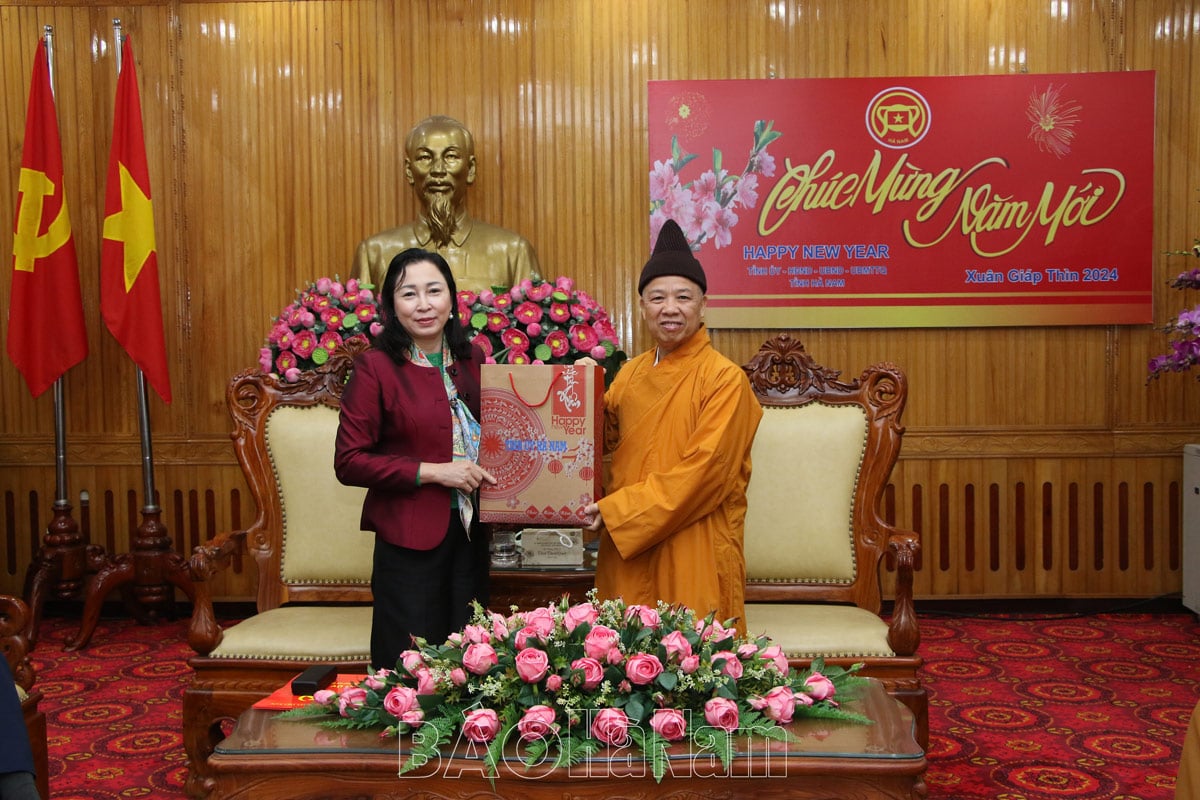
25 607 1200 798
921 610 1199 800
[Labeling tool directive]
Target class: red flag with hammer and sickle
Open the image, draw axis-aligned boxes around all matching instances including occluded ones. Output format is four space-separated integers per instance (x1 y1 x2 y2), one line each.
8 38 88 397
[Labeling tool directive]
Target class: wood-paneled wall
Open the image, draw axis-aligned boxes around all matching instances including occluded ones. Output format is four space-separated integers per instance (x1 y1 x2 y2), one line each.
2 0 1199 601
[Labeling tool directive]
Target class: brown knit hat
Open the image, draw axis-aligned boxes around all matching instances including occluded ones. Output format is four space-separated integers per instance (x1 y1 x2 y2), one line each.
638 219 707 295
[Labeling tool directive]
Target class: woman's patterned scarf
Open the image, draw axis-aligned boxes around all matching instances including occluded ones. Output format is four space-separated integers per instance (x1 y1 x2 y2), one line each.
410 341 482 531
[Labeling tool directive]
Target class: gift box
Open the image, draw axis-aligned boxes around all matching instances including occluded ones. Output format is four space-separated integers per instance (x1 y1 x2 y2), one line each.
518 528 584 566
479 364 603 524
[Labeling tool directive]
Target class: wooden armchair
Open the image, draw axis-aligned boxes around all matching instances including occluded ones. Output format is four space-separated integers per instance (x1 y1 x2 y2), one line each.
184 342 375 798
741 334 926 748
1 594 49 800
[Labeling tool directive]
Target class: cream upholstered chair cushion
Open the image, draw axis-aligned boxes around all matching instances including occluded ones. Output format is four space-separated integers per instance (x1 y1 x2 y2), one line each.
745 605 894 658
267 405 373 585
209 606 372 660
743 403 865 584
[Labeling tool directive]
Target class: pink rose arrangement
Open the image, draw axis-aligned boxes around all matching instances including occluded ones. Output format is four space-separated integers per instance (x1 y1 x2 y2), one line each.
280 592 867 782
1148 231 1200 381
260 274 627 387
260 276 382 383
457 276 627 385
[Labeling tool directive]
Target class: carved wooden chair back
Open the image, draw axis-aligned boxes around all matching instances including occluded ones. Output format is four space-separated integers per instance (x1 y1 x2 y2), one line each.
230 342 374 611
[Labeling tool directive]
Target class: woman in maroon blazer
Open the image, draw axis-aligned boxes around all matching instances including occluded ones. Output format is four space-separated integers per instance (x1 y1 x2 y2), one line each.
334 248 496 670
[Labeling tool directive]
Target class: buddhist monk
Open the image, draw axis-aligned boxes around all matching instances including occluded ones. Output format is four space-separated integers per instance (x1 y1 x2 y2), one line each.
582 219 762 628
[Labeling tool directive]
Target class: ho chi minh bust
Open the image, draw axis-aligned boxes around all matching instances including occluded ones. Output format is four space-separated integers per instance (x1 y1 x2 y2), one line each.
353 115 540 294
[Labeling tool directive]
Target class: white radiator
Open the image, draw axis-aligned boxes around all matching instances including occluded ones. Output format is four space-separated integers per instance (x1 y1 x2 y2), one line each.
1183 445 1200 615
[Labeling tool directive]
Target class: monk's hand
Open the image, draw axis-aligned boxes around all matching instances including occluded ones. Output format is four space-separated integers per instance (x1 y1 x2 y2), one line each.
574 356 599 368
582 502 603 532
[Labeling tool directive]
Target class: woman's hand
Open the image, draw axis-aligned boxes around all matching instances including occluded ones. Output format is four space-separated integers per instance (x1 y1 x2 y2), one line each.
420 461 497 492
574 356 599 367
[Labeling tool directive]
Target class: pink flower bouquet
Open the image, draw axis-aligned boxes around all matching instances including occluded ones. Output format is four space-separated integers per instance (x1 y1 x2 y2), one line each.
280 592 868 781
261 274 627 386
457 276 627 384
261 276 381 383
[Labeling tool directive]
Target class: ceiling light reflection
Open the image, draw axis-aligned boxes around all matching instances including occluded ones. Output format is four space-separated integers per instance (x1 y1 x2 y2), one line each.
486 15 522 35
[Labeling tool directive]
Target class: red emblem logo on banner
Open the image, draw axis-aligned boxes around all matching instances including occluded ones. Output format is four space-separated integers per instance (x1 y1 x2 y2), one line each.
866 87 931 149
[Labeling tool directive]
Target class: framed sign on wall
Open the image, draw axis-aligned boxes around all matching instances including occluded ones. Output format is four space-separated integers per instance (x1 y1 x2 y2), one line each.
648 73 1155 328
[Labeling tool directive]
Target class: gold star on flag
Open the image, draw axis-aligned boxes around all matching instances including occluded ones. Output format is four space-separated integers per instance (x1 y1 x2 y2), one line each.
102 161 156 292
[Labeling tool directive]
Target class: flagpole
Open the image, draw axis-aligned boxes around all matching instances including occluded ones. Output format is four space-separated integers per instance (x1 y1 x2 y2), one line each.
46 24 71 510
68 20 193 650
111 20 160 514
22 24 103 648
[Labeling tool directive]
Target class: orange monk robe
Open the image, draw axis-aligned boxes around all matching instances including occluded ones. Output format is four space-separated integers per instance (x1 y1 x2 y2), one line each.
594 326 762 628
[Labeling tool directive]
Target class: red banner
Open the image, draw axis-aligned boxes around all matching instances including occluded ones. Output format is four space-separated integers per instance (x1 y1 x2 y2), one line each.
101 36 171 402
8 38 88 397
648 73 1155 328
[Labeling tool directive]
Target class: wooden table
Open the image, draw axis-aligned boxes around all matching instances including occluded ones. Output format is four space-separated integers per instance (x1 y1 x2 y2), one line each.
207 678 927 799
488 554 595 610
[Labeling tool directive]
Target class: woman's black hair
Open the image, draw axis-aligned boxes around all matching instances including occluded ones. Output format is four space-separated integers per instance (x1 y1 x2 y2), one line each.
374 248 473 364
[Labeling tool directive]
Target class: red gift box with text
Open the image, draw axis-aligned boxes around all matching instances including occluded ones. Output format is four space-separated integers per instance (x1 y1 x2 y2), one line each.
479 364 603 524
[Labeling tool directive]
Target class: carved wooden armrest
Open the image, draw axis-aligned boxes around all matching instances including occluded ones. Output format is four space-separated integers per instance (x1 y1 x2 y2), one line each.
187 529 249 655
0 594 35 691
885 528 921 656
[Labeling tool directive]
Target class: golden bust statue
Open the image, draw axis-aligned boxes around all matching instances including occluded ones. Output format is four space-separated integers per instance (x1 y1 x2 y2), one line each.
353 115 540 294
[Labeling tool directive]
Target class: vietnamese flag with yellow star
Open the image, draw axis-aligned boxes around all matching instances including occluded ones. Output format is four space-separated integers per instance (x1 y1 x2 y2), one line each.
101 36 171 403
7 38 89 397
